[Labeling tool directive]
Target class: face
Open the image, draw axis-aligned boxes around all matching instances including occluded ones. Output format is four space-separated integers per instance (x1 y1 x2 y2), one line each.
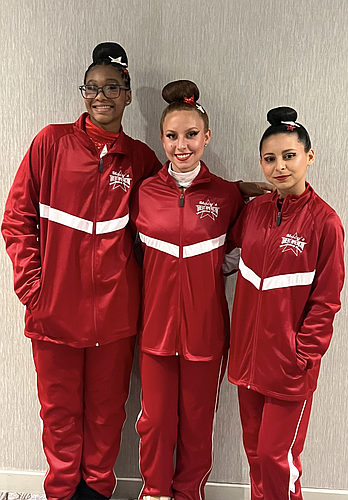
260 133 315 198
83 65 131 133
161 110 211 173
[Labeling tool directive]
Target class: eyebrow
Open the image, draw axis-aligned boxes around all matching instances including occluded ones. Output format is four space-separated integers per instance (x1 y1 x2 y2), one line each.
263 148 296 156
86 78 122 84
165 127 200 133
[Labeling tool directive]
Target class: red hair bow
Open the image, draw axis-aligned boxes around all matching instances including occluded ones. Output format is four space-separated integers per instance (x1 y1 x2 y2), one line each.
183 95 196 106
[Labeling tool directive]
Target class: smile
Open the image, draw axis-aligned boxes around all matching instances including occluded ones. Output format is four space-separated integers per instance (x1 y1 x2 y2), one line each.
175 153 192 161
93 105 113 110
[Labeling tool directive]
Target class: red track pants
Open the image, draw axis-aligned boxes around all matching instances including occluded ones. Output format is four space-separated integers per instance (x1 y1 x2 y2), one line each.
238 386 313 500
137 352 223 500
31 336 136 500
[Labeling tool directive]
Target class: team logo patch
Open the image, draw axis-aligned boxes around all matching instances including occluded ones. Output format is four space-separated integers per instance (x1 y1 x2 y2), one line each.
196 200 219 220
280 232 307 256
109 170 132 191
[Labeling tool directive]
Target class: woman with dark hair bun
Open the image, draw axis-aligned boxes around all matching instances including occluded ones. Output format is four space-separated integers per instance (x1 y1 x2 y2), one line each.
228 107 345 499
132 79 248 500
1 42 161 500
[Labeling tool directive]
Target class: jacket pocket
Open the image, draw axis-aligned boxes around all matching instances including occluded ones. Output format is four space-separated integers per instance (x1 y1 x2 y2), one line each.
26 284 41 312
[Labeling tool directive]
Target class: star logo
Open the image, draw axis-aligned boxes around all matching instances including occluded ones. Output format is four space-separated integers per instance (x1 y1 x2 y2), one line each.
109 170 132 192
196 200 219 220
286 125 296 131
279 232 307 256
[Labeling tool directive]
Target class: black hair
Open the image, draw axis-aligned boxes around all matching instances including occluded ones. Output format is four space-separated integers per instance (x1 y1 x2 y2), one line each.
84 42 131 89
160 80 209 134
259 107 311 155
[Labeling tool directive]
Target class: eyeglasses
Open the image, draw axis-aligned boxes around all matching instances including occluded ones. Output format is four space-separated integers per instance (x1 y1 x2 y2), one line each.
79 84 129 99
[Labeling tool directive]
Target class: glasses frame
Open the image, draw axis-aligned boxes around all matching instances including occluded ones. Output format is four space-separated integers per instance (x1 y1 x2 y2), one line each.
79 84 129 99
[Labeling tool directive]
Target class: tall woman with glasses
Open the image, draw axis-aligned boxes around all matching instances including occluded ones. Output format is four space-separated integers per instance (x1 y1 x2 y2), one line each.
2 42 271 500
1 42 161 500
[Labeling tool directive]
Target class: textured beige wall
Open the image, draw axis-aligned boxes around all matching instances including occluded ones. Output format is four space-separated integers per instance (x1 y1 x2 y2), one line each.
0 0 347 491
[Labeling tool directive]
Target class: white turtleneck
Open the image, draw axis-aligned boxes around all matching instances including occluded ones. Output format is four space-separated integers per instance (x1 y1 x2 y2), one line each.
168 162 201 188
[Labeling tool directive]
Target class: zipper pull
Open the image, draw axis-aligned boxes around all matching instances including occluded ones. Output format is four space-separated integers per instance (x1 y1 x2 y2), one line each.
276 210 282 226
98 158 103 173
179 187 185 207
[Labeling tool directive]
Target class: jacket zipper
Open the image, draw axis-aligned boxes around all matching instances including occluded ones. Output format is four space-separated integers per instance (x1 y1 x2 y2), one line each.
92 157 104 346
99 157 103 173
276 197 283 226
176 186 185 355
179 190 184 207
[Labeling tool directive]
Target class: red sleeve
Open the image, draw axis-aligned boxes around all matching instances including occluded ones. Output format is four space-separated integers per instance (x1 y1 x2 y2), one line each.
223 184 246 275
296 213 345 369
1 132 45 306
141 146 162 180
225 200 249 255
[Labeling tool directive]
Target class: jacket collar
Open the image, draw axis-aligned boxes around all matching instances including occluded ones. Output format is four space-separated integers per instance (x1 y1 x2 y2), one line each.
158 160 211 189
73 113 131 156
270 182 313 216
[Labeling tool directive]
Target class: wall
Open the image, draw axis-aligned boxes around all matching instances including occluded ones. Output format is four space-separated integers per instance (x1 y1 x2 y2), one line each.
0 0 347 493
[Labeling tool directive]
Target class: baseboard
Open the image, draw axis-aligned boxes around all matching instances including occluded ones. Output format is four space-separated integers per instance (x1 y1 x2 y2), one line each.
0 472 347 499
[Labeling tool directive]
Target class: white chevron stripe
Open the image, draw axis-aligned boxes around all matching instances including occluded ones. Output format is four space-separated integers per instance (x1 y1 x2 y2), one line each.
239 258 261 290
239 258 316 291
96 214 129 234
139 232 179 258
40 203 129 235
39 203 93 234
183 234 226 258
262 270 316 290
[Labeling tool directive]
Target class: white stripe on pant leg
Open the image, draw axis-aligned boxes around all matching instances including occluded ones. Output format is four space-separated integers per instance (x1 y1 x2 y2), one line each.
288 400 307 498
198 357 224 500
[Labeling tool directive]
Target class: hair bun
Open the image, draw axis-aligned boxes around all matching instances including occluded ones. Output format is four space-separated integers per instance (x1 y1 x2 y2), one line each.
92 42 128 67
267 106 297 126
162 80 200 104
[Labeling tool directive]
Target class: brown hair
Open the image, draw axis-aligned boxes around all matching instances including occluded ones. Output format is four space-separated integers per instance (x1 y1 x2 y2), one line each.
160 80 209 134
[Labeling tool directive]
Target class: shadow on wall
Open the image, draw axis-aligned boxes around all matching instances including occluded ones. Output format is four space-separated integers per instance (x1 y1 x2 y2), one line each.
136 86 166 163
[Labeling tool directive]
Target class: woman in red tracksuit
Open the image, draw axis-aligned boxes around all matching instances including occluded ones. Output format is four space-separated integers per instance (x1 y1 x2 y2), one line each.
228 107 345 500
131 80 245 500
1 42 161 500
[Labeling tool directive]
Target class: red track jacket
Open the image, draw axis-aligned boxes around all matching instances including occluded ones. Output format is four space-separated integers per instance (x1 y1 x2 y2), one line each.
2 113 161 347
228 185 345 400
132 162 245 361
